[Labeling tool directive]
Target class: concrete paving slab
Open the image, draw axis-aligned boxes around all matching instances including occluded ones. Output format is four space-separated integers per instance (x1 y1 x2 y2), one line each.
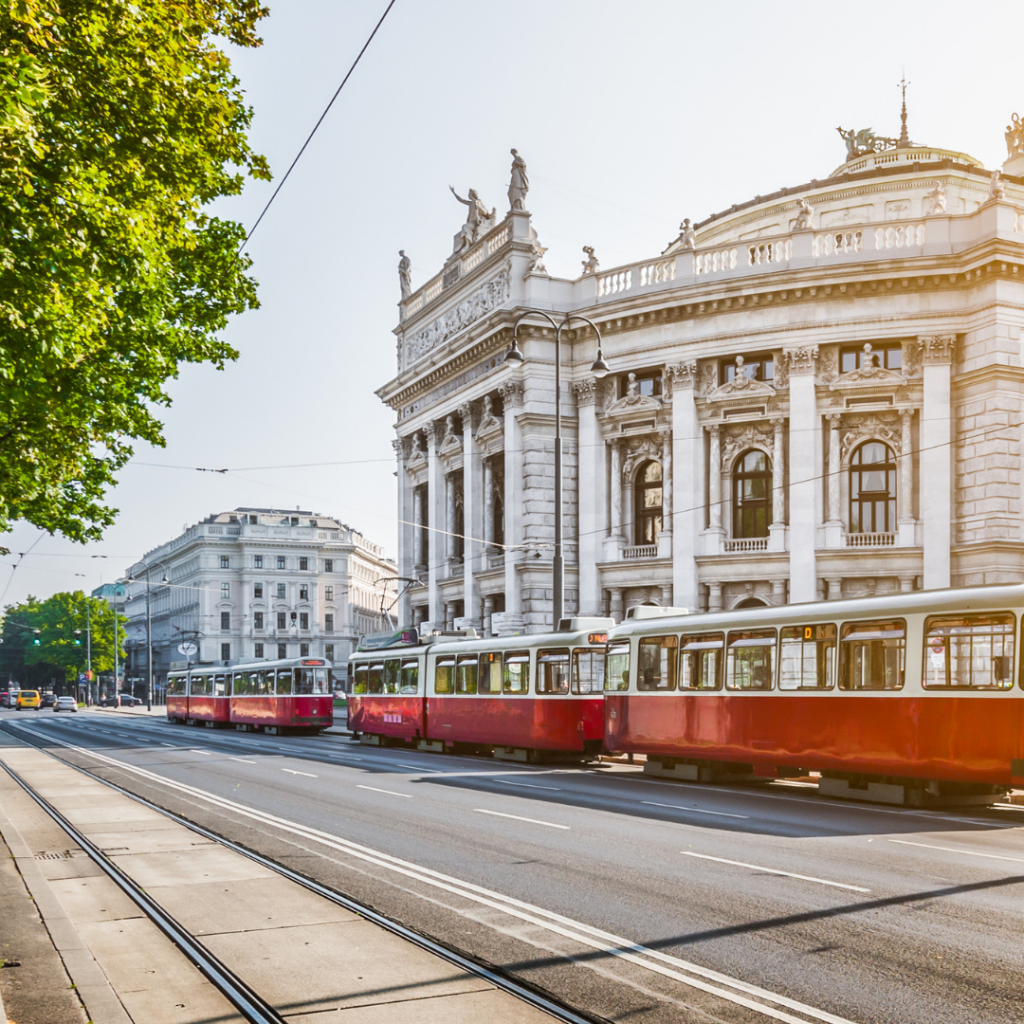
47 875 146 924
59 803 171 825
291 987 553 1023
109 845 277 888
204 919 494 1013
35 850 105 881
147 875 360 935
82 827 218 855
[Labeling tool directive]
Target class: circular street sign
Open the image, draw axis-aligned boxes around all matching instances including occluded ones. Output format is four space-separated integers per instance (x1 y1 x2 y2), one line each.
178 642 198 657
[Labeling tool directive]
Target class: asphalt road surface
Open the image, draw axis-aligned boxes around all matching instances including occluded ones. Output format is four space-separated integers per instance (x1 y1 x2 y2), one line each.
3 708 1021 1024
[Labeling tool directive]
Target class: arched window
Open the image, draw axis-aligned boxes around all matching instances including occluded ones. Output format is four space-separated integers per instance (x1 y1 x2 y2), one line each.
733 450 772 538
850 441 896 533
734 597 767 609
635 461 663 544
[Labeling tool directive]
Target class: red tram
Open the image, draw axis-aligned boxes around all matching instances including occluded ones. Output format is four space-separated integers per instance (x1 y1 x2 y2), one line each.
348 619 612 761
604 585 1024 806
167 657 334 734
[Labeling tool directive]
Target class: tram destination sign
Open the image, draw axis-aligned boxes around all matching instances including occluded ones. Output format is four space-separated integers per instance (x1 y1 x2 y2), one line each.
358 627 420 651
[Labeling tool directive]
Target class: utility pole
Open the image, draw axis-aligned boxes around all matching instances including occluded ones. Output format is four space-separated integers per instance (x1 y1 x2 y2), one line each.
86 600 93 704
112 596 119 697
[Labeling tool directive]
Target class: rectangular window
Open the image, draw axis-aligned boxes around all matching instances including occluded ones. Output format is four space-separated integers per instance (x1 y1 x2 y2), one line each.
254 642 264 659
232 672 247 696
220 555 229 568
275 669 291 695
840 342 902 375
572 650 606 694
221 582 230 600
679 633 724 690
300 642 310 657
435 657 455 694
726 630 776 690
325 586 334 601
400 659 419 694
324 643 334 661
299 612 309 630
502 652 530 694
254 583 263 599
478 652 503 694
299 585 309 601
456 655 478 694
537 648 570 694
779 624 837 690
277 643 287 659
638 636 677 691
619 372 662 398
254 612 264 630
368 662 384 694
220 642 231 662
923 614 1015 690
325 614 334 632
299 557 308 571
220 611 230 631
215 674 229 697
254 555 263 569
353 665 368 693
276 583 286 599
839 619 906 690
720 353 774 385
277 556 286 570
325 558 334 573
382 659 400 694
604 642 631 691
277 612 286 630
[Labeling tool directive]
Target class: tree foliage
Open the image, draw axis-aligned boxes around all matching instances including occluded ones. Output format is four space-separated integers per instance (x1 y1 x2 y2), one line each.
0 0 270 551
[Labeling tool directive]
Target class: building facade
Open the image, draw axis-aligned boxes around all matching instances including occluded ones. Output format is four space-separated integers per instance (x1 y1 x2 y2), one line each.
123 508 395 693
380 116 1024 634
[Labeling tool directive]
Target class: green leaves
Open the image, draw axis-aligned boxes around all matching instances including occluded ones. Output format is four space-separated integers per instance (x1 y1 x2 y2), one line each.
0 1 270 551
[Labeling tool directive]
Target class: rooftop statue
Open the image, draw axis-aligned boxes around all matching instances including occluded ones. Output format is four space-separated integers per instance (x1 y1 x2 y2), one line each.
1006 113 1024 159
678 218 696 250
793 198 814 231
925 180 947 215
449 186 496 254
836 126 899 160
398 250 412 299
581 246 600 275
508 148 529 211
989 170 1007 201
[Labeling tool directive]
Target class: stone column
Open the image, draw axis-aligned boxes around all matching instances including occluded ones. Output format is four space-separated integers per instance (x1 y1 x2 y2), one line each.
786 346 819 603
771 579 787 605
445 474 455 563
606 439 625 562
705 424 724 554
483 458 494 551
897 408 916 547
898 574 915 592
658 428 673 559
608 587 624 623
393 437 413 625
413 483 424 570
574 379 605 614
707 581 723 612
826 576 842 601
460 403 477 626
769 417 786 552
500 380 525 633
669 362 701 609
823 413 843 549
919 336 954 588
483 594 494 636
425 422 443 626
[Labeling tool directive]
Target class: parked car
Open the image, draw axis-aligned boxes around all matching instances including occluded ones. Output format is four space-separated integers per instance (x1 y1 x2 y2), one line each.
119 693 143 706
16 690 41 710
53 696 78 713
98 693 141 707
0 690 18 708
39 691 57 708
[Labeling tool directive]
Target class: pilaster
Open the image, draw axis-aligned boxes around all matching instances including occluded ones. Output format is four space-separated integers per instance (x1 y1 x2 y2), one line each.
460 402 478 626
786 345 819 602
425 422 444 626
668 362 700 607
574 379 604 614
918 335 955 589
393 437 413 625
500 380 525 633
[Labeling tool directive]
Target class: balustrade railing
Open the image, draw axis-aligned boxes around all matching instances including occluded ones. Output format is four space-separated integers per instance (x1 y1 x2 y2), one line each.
844 532 896 547
874 224 925 250
747 239 791 266
814 230 863 256
639 259 675 286
621 544 659 559
695 246 738 275
724 537 769 553
598 269 632 297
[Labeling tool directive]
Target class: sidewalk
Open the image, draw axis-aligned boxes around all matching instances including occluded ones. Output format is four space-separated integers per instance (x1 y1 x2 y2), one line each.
0 733 552 1023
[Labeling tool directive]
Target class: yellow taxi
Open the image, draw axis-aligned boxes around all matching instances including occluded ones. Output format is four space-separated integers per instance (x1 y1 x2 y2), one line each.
15 690 41 710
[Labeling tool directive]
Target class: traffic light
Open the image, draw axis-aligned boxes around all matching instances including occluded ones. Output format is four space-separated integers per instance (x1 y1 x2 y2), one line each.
32 630 41 646
73 630 82 647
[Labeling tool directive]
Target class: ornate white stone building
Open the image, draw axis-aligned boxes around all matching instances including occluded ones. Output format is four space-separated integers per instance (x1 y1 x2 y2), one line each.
379 116 1024 634
123 508 396 693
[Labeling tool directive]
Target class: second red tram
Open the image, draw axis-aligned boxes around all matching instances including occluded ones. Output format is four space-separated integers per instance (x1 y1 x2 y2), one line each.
348 619 612 760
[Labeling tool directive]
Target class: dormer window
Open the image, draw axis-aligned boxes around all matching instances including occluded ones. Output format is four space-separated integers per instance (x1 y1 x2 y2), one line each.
719 353 774 386
840 342 902 374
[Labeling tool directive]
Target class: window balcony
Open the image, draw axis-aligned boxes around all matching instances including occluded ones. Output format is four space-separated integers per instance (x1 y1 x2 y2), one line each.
724 537 769 553
621 544 659 559
844 532 896 547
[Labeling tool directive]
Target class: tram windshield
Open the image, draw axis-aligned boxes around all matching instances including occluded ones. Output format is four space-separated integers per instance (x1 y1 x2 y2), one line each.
604 642 630 691
295 667 329 694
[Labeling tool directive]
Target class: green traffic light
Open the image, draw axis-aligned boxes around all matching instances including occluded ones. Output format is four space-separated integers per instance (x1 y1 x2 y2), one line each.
73 630 82 646
32 630 41 646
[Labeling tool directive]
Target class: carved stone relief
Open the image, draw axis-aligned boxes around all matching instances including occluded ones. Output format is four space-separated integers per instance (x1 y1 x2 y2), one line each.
721 421 774 468
477 395 502 433
698 363 719 397
901 340 921 378
817 347 839 385
571 379 597 407
829 344 908 390
605 374 663 416
665 361 698 395
840 411 901 463
439 414 462 452
915 335 957 365
621 435 663 478
498 379 524 409
707 356 776 402
783 345 819 375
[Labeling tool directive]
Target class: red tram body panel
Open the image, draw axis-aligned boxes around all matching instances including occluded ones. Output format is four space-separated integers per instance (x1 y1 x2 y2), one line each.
348 695 423 742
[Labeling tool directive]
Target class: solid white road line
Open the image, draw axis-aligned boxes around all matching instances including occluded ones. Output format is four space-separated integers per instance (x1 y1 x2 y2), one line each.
475 809 569 829
395 763 442 773
681 852 871 893
888 838 1024 864
357 784 411 798
189 749 212 755
229 757 257 764
643 800 749 820
282 768 317 777
25 731 858 1024
495 779 562 791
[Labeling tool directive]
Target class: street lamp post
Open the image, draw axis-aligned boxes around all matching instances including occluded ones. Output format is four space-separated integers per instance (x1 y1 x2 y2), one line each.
121 561 169 712
505 311 610 628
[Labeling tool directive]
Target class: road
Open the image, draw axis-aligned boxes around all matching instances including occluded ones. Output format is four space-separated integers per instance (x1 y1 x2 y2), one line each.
3 708 1022 1024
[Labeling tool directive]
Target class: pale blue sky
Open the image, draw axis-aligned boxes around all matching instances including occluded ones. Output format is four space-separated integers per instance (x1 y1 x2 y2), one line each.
3 0 1019 606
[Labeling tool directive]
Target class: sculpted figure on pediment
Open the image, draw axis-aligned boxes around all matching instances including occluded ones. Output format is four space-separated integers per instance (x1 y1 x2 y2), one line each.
840 412 901 463
409 431 426 460
439 414 462 451
450 186 496 253
605 373 663 415
621 435 663 477
817 347 838 385
829 343 907 390
698 363 719 397
478 395 502 433
707 356 776 402
721 421 774 467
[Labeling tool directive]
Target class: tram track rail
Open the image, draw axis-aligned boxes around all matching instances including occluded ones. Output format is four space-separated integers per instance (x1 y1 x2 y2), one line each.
0 728 603 1024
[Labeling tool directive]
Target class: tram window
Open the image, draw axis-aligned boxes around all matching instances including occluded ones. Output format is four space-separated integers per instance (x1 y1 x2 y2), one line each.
839 620 905 690
922 614 1015 690
294 669 313 694
353 665 368 694
503 652 530 694
726 630 776 691
400 660 419 694
479 653 503 694
275 669 292 695
168 676 185 696
537 649 570 694
572 650 606 694
231 673 245 696
367 663 384 694
638 636 677 691
456 656 478 694
779 625 837 690
383 660 401 694
605 642 631 691
214 674 228 697
679 634 724 690
313 669 329 694
435 657 455 694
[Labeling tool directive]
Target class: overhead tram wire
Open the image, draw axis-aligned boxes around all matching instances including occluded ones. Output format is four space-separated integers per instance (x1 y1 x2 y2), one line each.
237 0 398 254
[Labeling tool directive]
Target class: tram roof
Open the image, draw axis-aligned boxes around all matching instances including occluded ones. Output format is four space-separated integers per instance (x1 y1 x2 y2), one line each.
169 658 333 674
608 583 1024 642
